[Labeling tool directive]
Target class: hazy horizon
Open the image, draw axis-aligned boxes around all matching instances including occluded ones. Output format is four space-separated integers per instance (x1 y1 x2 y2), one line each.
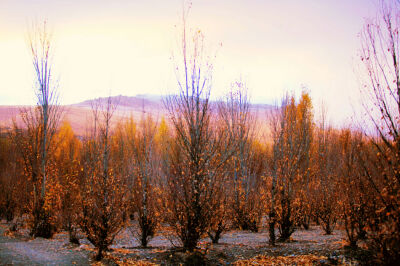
0 0 379 126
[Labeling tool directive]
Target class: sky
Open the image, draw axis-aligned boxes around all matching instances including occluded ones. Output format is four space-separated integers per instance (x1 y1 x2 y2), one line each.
0 0 378 125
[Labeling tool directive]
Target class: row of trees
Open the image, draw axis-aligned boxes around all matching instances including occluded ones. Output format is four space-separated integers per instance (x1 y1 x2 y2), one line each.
0 86 393 262
0 1 400 263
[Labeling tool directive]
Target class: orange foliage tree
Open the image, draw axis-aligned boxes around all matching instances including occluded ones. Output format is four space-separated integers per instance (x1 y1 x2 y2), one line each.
338 128 369 248
79 98 127 260
53 120 81 244
0 133 25 223
267 92 313 244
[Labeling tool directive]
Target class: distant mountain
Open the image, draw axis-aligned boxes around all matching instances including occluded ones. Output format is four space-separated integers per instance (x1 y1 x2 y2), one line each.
0 94 274 135
73 95 163 110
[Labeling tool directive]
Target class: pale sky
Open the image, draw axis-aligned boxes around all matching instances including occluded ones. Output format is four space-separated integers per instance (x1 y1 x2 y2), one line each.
0 0 378 125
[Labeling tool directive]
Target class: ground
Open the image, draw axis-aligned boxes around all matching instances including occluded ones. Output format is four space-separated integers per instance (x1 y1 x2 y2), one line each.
0 220 366 265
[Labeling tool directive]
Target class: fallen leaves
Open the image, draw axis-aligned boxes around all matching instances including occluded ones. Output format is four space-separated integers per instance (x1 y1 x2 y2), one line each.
3 229 15 238
233 254 327 265
115 259 158 266
91 255 157 266
112 248 137 254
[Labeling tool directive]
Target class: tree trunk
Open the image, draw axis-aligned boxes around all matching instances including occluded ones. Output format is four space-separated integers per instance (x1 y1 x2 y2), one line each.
95 248 104 261
302 215 310 230
269 211 276 246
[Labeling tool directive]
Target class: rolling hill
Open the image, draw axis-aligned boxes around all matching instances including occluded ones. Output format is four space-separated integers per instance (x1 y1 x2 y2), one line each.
0 95 274 136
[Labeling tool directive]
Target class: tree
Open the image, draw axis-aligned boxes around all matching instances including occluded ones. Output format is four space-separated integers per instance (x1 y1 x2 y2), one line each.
12 20 62 238
205 83 262 243
357 0 400 263
338 128 369 248
296 93 314 230
312 115 340 235
79 98 127 260
163 10 236 251
128 115 161 247
53 121 81 244
224 82 264 233
0 133 24 223
267 92 313 244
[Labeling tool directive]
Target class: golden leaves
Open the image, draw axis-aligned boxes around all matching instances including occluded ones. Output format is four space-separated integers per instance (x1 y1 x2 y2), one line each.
233 254 328 266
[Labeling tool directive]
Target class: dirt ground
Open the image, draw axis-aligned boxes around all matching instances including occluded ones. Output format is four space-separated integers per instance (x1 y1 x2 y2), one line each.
0 220 367 265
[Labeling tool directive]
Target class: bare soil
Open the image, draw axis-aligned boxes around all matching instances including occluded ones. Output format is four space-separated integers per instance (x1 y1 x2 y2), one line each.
0 220 366 265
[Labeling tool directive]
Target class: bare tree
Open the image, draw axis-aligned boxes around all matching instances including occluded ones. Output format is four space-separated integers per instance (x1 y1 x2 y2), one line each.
12 20 62 238
128 115 160 247
163 9 236 251
221 82 264 232
79 97 127 260
358 0 400 263
206 82 260 243
313 114 340 235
